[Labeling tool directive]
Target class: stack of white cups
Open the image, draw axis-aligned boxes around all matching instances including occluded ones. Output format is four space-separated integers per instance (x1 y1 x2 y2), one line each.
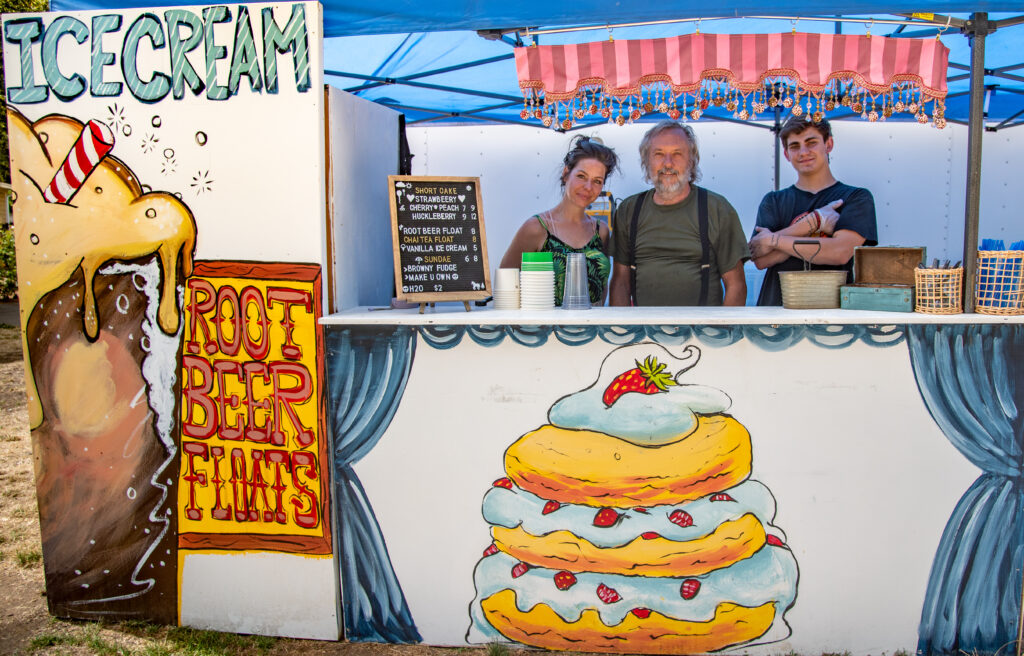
492 268 520 309
520 252 555 310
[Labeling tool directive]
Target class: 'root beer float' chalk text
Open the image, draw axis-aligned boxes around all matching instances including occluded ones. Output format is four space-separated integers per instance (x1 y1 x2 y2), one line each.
4 3 311 104
180 276 320 531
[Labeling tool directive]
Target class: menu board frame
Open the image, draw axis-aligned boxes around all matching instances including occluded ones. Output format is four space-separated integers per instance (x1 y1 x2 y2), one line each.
388 175 491 305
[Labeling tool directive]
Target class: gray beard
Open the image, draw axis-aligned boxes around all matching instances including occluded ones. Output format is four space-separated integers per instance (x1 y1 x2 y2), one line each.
654 171 688 195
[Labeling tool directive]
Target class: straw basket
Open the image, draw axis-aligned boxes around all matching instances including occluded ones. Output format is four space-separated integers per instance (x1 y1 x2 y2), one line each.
779 270 847 309
778 240 847 309
914 267 963 314
974 250 1024 315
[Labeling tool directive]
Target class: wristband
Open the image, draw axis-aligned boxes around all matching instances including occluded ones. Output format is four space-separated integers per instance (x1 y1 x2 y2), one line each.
809 210 822 233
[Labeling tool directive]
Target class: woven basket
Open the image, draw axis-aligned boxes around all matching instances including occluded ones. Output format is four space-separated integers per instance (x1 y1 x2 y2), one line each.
975 250 1024 315
914 267 962 314
779 270 847 309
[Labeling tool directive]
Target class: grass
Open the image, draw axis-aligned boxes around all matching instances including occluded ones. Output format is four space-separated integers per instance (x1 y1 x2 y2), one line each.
16 549 41 567
27 632 78 651
485 643 511 656
83 624 131 656
164 625 277 656
118 619 164 637
24 621 279 656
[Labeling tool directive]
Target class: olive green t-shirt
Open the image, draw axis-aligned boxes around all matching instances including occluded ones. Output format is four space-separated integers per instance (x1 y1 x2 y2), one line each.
610 187 750 306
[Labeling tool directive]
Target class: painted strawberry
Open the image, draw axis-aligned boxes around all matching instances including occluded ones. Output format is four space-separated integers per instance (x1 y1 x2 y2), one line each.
680 579 701 600
710 493 736 502
597 583 621 604
668 510 694 528
593 507 621 527
640 532 661 540
511 562 530 578
602 356 677 407
630 608 652 619
766 534 786 547
483 543 500 557
554 571 577 590
493 478 513 489
542 501 561 515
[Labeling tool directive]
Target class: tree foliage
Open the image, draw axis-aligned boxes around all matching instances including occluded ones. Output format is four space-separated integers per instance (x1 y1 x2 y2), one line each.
1 0 50 183
0 226 16 299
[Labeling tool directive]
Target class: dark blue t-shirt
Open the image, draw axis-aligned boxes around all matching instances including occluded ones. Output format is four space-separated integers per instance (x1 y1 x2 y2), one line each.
753 181 878 306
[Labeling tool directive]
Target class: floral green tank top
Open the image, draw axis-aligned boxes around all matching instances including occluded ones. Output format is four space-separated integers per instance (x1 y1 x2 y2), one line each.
536 215 611 306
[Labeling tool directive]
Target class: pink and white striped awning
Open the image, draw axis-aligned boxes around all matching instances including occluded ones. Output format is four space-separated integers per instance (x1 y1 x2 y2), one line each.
514 32 949 129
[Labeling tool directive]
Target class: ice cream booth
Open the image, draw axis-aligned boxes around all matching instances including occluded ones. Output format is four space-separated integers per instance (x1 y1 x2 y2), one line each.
3 2 1024 655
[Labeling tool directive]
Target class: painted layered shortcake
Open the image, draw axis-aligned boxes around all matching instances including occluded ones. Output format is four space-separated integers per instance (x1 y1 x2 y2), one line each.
467 344 798 653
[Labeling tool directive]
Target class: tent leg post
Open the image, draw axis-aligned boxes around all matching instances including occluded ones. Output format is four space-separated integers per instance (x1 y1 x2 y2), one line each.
962 12 992 314
772 106 781 192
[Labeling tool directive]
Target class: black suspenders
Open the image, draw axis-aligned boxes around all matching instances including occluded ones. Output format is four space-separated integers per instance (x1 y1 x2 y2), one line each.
627 187 712 306
696 187 711 307
628 190 650 307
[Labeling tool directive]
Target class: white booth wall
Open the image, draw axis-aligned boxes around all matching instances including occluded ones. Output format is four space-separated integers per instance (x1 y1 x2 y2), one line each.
407 121 1022 301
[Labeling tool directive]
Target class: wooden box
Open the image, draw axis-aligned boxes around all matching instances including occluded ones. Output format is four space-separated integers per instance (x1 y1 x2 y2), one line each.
853 246 926 285
841 284 913 312
840 247 925 312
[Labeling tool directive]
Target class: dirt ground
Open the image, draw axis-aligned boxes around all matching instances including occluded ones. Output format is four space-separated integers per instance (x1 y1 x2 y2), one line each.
0 321 608 656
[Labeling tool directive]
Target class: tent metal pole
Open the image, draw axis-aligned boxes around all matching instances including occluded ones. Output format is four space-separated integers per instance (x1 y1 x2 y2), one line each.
962 12 990 313
773 106 781 191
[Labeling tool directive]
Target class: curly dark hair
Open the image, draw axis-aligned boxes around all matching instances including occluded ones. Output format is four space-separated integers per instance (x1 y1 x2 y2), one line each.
560 136 618 188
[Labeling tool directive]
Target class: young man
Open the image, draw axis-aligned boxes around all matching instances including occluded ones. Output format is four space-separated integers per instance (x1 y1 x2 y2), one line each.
749 116 878 306
609 121 748 306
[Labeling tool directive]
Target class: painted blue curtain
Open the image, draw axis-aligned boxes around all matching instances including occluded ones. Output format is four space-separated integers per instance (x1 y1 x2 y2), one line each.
908 324 1024 656
326 326 421 643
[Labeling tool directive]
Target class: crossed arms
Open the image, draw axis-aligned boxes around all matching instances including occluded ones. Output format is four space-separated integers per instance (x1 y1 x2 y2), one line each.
749 199 867 269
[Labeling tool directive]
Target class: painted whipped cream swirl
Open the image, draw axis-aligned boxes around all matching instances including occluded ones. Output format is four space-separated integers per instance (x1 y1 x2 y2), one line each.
549 344 732 445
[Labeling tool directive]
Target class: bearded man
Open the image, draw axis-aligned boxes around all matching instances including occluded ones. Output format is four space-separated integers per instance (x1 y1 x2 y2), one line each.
609 121 749 306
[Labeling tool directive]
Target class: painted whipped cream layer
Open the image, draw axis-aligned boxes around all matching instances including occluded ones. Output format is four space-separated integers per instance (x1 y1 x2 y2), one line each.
548 344 731 445
467 546 798 646
483 480 782 548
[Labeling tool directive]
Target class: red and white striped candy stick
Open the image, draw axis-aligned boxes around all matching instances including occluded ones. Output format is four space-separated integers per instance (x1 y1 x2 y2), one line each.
42 119 115 204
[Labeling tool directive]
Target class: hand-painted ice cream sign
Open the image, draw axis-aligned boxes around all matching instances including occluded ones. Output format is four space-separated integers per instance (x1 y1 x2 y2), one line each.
5 0 332 633
178 262 330 554
4 2 311 104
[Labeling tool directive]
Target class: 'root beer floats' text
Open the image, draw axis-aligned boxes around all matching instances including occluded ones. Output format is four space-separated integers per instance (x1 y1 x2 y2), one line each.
179 275 322 534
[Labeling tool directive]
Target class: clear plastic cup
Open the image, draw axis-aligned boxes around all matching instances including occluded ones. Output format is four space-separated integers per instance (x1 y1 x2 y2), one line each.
561 252 590 310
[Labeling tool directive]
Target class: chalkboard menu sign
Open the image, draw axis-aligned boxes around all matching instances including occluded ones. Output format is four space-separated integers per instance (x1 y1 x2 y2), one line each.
388 175 490 306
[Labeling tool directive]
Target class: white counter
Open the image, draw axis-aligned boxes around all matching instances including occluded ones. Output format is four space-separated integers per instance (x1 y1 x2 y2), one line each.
321 305 1024 326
